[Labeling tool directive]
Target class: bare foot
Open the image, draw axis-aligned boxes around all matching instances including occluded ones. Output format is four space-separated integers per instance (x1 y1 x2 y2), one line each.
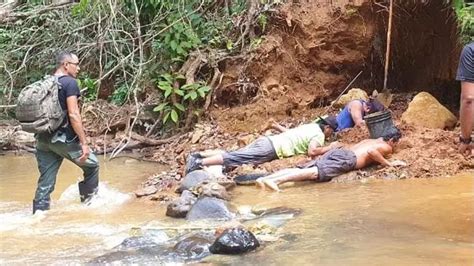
263 179 281 192
256 178 265 190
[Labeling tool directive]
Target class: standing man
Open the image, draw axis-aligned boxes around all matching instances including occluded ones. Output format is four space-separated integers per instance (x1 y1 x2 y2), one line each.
33 51 99 214
456 42 474 156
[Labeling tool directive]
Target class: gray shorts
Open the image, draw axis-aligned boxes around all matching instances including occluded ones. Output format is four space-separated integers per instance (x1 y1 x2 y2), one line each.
304 148 357 182
222 137 278 167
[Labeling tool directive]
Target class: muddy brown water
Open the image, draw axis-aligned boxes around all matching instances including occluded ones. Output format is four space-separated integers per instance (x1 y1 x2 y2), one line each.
0 155 473 264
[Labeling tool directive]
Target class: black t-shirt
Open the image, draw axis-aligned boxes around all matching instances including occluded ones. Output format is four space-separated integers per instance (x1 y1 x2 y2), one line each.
57 75 81 141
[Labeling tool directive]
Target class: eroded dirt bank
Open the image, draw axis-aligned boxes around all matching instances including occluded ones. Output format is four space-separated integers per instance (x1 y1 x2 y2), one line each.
1 1 471 195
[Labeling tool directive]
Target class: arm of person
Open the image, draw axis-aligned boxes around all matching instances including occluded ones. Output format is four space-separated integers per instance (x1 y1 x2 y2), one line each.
271 122 288 132
349 101 366 127
459 81 474 155
67 95 90 163
366 144 393 167
307 139 342 158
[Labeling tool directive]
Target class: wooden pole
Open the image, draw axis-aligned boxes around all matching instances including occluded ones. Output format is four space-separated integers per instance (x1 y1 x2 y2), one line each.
383 0 394 91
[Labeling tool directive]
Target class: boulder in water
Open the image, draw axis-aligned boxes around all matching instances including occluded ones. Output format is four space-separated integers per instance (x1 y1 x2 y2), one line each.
193 181 230 200
172 233 215 261
209 227 260 254
177 170 212 193
166 190 197 218
186 196 235 221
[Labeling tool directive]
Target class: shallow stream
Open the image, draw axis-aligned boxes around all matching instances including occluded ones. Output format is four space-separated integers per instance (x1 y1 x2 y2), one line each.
0 155 472 264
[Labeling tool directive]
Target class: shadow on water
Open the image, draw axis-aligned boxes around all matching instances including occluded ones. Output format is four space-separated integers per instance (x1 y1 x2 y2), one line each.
0 154 472 264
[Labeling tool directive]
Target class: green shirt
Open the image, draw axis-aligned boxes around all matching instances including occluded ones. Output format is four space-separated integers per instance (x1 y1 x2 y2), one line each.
268 123 325 159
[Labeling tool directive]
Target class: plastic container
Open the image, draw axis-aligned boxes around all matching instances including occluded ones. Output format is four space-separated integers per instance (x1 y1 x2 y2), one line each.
364 110 394 139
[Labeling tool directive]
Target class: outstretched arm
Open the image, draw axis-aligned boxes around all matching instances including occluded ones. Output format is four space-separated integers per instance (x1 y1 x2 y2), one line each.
349 101 366 127
308 140 342 158
366 145 392 167
271 122 288 132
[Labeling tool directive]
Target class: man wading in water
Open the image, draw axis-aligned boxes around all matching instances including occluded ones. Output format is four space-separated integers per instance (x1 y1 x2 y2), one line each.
32 51 99 214
256 127 406 192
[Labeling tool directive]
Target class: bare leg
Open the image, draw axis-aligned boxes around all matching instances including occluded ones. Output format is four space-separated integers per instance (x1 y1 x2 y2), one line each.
259 167 319 192
200 149 225 158
256 169 296 190
201 154 224 166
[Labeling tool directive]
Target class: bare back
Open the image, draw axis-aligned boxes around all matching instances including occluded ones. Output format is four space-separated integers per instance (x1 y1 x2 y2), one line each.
349 138 393 169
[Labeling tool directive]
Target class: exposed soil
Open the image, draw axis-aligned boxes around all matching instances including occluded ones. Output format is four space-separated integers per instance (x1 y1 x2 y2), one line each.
1 1 471 198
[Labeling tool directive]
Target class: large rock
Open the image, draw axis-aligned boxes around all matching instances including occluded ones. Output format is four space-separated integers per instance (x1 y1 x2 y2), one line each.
401 92 457 129
331 88 369 108
166 190 197 218
172 233 215 261
186 197 235 221
209 228 260 254
177 170 212 193
193 181 230 200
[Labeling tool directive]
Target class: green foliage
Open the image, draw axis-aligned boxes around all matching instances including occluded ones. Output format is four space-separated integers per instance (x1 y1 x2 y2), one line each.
110 85 129 105
453 1 474 44
154 73 210 125
1 0 271 132
154 20 202 62
77 76 97 102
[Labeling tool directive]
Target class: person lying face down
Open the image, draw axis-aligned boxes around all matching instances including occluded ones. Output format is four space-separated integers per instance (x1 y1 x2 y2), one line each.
335 98 385 131
185 117 340 174
256 127 406 192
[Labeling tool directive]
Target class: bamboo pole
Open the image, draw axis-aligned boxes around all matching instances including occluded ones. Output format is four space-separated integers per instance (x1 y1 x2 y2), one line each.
383 0 394 91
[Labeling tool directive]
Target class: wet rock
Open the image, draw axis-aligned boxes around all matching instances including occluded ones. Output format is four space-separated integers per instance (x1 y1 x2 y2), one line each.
177 170 212 193
186 196 235 221
209 228 260 254
116 236 159 250
332 88 369 108
172 233 215 261
115 229 169 250
149 194 173 202
216 179 236 190
193 181 230 200
134 185 158 197
401 92 457 129
166 190 197 218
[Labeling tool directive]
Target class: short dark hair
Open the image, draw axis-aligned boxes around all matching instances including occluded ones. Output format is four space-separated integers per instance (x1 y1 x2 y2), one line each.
56 51 74 68
318 115 338 131
367 98 385 114
382 126 402 142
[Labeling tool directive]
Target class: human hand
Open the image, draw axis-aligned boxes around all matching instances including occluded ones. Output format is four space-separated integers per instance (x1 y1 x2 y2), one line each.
459 143 474 157
390 159 407 167
78 144 90 163
329 141 343 149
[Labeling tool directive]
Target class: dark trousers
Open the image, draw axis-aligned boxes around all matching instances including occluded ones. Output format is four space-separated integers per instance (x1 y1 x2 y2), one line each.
33 137 99 212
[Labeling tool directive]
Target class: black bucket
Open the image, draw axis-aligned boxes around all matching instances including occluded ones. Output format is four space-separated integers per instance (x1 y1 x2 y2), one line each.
364 110 394 139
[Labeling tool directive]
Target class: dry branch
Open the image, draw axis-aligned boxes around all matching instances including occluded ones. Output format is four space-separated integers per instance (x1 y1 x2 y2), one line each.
0 2 74 24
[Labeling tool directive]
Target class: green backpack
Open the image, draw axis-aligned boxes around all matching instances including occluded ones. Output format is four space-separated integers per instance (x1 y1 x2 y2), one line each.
16 75 65 134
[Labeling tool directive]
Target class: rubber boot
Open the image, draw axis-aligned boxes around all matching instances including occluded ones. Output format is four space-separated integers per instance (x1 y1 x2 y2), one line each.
78 181 98 204
32 200 50 214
